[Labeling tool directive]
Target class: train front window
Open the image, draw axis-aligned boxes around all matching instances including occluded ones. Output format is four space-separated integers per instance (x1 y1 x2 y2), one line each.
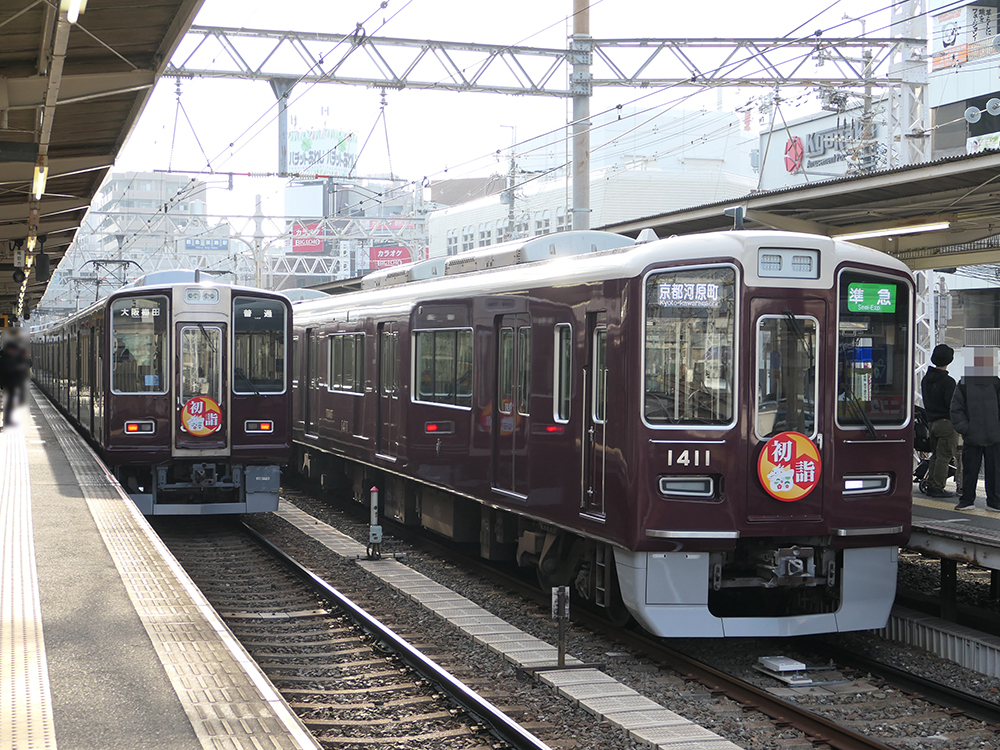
837 271 910 427
755 315 818 438
110 296 167 394
644 267 736 426
180 326 222 404
233 297 286 394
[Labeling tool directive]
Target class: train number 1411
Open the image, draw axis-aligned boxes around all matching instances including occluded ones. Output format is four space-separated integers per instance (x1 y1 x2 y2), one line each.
667 449 711 467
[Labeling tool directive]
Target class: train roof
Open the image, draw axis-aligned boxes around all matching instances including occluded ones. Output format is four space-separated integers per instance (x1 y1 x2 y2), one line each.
293 229 913 326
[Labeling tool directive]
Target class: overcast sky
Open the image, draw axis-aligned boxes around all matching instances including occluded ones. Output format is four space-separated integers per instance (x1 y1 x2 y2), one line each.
110 0 909 222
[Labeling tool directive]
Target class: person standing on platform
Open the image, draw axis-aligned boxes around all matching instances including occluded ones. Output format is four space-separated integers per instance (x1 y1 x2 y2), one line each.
951 347 1000 510
921 344 958 498
0 338 24 427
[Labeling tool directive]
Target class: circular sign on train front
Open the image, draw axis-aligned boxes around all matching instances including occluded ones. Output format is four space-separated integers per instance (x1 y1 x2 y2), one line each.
181 396 223 436
757 431 821 502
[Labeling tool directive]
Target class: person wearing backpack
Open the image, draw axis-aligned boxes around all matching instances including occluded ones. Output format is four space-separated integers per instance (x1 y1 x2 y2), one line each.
951 347 1000 510
921 344 958 498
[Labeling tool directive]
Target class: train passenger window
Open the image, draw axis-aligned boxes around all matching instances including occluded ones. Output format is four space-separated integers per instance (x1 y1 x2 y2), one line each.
414 329 473 408
643 267 736 426
755 316 818 439
180 326 222 404
517 328 531 416
594 329 608 424
380 331 398 394
110 296 168 394
554 324 572 422
233 296 286 393
837 271 910 427
499 328 514 414
329 333 365 394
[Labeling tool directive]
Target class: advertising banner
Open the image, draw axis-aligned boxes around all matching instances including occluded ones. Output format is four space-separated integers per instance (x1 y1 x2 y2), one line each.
291 222 324 253
287 128 357 176
369 245 412 269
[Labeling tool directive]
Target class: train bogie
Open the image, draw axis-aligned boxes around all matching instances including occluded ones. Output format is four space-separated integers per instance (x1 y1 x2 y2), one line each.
292 229 913 637
32 270 293 515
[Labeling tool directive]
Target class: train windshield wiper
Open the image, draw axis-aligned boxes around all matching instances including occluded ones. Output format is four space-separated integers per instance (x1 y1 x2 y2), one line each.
235 367 260 397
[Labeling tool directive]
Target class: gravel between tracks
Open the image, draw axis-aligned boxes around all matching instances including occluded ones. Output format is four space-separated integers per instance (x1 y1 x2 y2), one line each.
246 489 1000 749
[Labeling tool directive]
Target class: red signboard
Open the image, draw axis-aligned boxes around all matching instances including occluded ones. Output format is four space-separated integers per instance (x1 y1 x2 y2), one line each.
292 222 324 253
370 245 412 269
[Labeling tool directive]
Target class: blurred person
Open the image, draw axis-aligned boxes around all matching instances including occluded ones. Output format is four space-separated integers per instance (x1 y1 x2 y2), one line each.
921 344 958 498
951 347 1000 510
0 336 31 427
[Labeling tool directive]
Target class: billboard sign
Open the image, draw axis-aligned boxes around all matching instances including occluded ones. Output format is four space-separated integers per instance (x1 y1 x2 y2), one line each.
287 128 357 176
932 5 997 70
370 245 412 269
291 222 324 253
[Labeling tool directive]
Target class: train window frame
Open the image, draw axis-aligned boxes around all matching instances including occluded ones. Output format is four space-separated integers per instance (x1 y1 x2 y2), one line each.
412 327 474 410
233 296 288 395
592 327 608 424
109 295 169 396
179 325 223 405
641 263 739 431
753 314 819 441
517 326 531 417
835 267 912 431
328 332 366 395
553 323 572 423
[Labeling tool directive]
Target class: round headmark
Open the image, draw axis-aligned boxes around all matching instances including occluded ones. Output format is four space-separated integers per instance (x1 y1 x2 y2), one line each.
181 396 222 436
757 431 821 502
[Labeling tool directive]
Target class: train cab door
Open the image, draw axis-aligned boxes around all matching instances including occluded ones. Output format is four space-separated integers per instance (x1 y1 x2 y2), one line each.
174 323 228 451
582 312 608 517
746 299 825 521
492 314 531 497
376 322 400 459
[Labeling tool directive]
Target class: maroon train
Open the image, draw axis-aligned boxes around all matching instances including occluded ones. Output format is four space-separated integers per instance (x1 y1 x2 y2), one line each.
293 229 914 638
31 270 292 515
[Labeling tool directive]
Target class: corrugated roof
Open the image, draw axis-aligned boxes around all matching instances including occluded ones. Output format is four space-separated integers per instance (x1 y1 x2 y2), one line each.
0 0 204 319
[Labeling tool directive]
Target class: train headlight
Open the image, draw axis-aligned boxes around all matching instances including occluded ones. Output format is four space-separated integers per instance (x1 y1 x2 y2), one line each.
658 476 715 499
245 421 274 433
842 474 891 496
124 420 155 435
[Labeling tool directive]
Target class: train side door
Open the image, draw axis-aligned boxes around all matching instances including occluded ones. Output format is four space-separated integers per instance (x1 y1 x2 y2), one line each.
492 314 531 497
304 328 318 435
746 299 825 520
174 323 228 451
376 322 400 459
583 312 608 517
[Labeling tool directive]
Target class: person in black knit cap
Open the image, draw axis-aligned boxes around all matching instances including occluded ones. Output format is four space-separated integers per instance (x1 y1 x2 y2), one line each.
921 344 958 499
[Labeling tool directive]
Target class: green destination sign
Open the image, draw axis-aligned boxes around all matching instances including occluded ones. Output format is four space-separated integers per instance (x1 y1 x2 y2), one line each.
847 283 896 313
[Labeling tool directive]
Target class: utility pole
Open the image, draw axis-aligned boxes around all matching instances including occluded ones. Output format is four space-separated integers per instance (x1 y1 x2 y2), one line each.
571 0 591 230
269 78 297 174
253 195 265 289
500 125 516 241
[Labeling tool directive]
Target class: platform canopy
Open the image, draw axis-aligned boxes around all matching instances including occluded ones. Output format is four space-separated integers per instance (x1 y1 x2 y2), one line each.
605 150 1000 271
0 0 203 322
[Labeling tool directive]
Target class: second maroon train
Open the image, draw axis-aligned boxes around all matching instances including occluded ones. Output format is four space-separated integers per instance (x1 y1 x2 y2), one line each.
290 229 914 638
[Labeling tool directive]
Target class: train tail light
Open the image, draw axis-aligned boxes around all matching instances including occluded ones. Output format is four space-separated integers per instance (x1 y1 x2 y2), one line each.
124 420 155 435
424 421 455 434
245 420 274 434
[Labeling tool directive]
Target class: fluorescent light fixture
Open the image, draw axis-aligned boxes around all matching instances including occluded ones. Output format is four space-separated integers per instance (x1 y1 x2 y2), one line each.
60 0 88 23
26 236 36 252
833 221 951 242
32 159 47 200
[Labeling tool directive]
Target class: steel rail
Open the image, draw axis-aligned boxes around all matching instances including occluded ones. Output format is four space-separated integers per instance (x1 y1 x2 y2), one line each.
241 522 552 750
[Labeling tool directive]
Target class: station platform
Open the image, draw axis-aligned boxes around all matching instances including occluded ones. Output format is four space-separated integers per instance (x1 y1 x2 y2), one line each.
0 388 320 750
911 475 1000 570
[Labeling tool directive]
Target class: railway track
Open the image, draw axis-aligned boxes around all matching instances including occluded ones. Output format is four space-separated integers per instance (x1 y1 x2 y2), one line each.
155 517 550 750
278 486 1000 750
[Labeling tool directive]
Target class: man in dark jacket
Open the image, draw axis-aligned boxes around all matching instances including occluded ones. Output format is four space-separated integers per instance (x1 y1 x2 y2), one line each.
921 344 958 498
0 336 31 427
951 347 1000 510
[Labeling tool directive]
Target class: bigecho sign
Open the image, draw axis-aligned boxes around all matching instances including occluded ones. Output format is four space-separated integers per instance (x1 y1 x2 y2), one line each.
370 245 412 269
757 431 821 502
